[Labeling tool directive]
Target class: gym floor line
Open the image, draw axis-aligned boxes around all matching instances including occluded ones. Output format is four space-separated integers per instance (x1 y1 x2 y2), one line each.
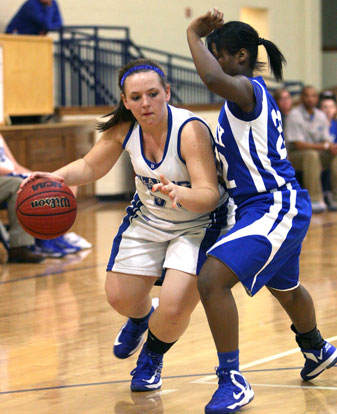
0 366 316 395
0 263 105 285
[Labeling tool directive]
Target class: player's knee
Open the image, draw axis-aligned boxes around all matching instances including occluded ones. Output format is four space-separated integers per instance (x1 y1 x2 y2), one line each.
269 286 295 306
105 287 119 308
157 303 188 324
105 286 126 312
197 268 215 300
105 285 142 315
198 259 236 300
105 294 135 315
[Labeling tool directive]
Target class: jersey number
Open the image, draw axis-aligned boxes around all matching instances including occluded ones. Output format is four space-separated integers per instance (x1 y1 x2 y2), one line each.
215 124 237 189
272 109 287 160
154 196 166 207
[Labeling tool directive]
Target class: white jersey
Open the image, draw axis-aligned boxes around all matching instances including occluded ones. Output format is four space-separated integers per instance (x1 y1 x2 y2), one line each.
0 135 15 173
122 104 230 231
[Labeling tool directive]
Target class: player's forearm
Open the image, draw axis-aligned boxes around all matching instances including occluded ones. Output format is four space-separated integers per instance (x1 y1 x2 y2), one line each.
187 30 223 90
178 186 220 213
53 158 97 187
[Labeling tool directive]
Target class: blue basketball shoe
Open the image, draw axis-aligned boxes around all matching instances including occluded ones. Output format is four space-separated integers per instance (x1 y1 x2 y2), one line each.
300 341 337 381
51 235 81 254
114 298 159 359
34 239 66 258
130 344 163 392
205 369 254 414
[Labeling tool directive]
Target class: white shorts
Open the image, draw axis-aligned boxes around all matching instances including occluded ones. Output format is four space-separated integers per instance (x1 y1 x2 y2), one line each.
107 196 233 277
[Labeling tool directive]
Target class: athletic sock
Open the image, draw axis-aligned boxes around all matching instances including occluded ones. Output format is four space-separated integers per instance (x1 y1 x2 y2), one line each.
217 350 239 371
291 324 325 350
131 309 152 325
146 329 176 355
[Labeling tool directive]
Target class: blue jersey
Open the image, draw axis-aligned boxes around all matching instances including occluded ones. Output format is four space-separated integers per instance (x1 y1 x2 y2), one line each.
5 0 62 35
214 76 298 204
330 119 337 143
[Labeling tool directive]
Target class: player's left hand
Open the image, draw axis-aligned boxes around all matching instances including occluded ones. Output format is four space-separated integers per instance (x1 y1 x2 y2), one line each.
187 8 224 38
152 174 181 208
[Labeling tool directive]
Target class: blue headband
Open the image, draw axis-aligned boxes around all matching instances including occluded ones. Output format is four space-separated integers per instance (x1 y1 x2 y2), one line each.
120 65 165 87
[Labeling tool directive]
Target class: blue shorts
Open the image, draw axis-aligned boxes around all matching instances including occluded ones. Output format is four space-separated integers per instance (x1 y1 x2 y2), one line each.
207 187 311 296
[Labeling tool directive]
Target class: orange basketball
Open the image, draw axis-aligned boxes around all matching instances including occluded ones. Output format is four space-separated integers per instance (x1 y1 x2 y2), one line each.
15 178 77 239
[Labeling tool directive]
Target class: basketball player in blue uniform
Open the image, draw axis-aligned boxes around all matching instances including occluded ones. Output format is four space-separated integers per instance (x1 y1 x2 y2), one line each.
21 58 234 392
187 9 337 413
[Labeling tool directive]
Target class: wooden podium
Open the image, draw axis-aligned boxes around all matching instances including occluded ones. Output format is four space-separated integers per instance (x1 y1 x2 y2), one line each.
0 34 54 124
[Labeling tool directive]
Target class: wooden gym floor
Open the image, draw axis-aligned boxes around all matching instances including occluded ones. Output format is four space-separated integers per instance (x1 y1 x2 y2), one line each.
0 199 336 414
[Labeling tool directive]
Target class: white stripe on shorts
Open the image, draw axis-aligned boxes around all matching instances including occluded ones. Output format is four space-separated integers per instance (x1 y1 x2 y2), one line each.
209 188 298 292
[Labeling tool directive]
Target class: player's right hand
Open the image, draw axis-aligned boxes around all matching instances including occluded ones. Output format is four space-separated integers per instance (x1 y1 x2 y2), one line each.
187 8 224 38
18 172 64 194
152 174 180 208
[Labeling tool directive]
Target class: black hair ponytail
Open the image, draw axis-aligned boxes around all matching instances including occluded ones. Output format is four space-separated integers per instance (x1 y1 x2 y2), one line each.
207 21 286 82
259 38 286 82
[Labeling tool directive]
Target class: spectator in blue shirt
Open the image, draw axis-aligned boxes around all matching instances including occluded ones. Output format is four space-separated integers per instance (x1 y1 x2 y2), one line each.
5 0 63 35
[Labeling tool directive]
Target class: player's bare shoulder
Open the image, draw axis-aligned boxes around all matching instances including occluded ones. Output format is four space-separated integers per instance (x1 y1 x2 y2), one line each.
181 118 212 150
101 121 133 145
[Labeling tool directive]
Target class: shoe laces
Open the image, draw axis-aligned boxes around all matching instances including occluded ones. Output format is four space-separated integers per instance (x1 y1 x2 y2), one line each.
131 349 162 377
215 367 249 397
215 367 232 386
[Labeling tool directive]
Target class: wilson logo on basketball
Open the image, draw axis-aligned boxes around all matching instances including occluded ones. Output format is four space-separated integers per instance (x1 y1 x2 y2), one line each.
30 197 71 209
32 181 63 191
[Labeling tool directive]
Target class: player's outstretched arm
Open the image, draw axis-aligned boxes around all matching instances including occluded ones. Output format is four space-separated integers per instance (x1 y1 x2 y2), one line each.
19 123 129 191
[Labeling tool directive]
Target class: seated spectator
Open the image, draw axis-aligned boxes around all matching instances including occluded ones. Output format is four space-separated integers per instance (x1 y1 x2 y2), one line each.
273 87 293 128
0 133 31 176
285 85 337 213
0 176 45 263
319 90 337 143
318 91 337 206
5 0 62 35
0 133 90 258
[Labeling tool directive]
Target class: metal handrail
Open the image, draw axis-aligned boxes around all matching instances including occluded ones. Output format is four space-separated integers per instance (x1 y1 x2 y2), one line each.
54 25 303 107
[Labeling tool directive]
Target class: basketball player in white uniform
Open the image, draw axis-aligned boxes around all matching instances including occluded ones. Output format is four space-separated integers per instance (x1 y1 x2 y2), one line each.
21 58 235 391
187 9 337 414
